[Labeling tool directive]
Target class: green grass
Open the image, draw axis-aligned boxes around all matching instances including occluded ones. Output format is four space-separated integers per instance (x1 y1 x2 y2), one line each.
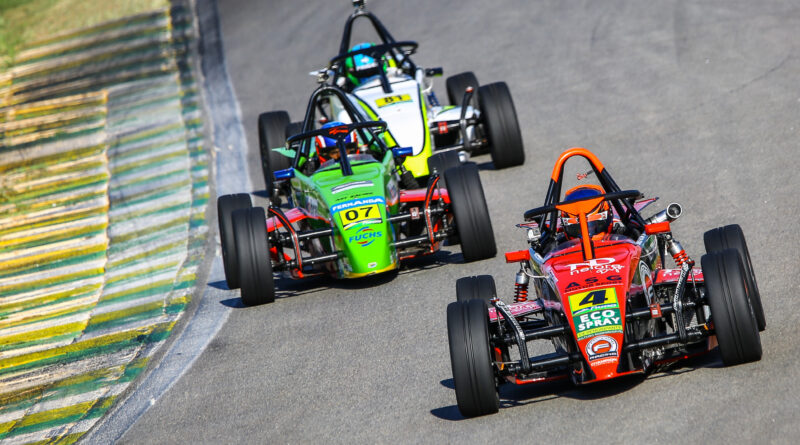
0 0 168 69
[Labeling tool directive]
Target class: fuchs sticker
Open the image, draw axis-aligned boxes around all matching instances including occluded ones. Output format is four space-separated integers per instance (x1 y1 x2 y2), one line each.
569 288 623 339
585 335 618 361
331 181 373 194
568 257 623 275
375 94 411 108
348 227 382 247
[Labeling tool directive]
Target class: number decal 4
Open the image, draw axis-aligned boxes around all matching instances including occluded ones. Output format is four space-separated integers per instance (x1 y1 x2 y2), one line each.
568 288 619 315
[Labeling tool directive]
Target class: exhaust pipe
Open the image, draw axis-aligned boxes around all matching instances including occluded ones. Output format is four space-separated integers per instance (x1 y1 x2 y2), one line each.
645 202 682 224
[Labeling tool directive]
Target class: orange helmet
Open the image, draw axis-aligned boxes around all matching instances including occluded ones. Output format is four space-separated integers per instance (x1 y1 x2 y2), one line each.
560 185 612 239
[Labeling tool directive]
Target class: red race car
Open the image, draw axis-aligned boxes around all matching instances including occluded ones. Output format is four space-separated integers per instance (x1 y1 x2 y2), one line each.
446 147 765 417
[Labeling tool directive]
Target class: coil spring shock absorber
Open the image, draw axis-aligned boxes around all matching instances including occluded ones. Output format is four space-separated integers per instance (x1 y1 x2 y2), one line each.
514 265 529 302
667 237 695 267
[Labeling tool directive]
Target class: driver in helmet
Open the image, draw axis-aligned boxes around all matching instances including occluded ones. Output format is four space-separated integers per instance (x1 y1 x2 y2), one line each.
560 184 613 241
344 42 388 88
314 121 359 164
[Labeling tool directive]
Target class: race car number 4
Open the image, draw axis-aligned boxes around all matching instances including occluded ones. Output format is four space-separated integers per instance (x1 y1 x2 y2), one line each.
340 204 381 227
375 94 411 107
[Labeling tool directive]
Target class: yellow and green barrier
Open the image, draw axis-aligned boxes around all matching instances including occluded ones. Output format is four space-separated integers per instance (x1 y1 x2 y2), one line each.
0 3 208 444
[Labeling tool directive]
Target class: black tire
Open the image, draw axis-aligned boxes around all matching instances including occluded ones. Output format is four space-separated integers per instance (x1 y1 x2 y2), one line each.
447 299 499 418
446 71 480 108
427 150 462 178
217 193 252 289
445 164 496 261
456 275 497 302
284 121 303 139
233 207 275 305
704 224 765 331
702 249 762 366
478 82 524 169
258 111 292 197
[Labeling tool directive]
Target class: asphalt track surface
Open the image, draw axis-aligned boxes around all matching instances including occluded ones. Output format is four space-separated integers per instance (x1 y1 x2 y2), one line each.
117 1 799 443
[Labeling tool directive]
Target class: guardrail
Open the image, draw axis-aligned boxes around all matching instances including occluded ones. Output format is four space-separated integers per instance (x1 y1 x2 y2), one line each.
0 2 209 443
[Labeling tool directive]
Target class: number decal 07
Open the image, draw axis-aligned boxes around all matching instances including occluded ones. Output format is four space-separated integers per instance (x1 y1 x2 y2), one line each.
339 204 381 227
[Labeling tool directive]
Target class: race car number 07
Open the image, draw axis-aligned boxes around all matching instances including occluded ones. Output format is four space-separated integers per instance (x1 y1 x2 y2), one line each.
375 94 411 108
340 204 380 226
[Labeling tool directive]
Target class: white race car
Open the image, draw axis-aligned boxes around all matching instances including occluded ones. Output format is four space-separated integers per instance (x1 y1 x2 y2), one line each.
258 1 525 195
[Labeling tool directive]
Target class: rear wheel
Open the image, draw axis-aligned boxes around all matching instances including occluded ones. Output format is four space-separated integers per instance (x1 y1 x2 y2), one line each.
447 299 499 418
427 150 462 179
258 111 292 197
284 121 303 140
217 194 252 289
456 275 497 302
702 249 762 366
478 82 524 169
446 71 480 108
445 164 496 261
233 207 275 305
704 224 765 331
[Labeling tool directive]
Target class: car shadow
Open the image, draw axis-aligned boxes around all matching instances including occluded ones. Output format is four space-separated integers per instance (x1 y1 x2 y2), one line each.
431 351 721 420
431 377 572 421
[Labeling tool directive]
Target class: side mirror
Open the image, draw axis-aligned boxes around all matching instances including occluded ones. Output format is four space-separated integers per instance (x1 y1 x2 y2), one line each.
392 146 414 158
425 67 443 77
274 168 295 181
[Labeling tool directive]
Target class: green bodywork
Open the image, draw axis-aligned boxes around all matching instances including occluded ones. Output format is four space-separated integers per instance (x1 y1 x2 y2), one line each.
287 150 401 278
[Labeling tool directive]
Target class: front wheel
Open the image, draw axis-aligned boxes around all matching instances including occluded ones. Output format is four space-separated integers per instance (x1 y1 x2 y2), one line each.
478 82 524 169
704 224 765 331
445 164 497 261
702 249 762 366
233 207 275 305
217 193 252 289
447 299 499 418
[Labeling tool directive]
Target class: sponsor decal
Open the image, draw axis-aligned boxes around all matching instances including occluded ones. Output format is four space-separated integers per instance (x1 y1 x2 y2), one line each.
585 335 618 361
328 126 350 135
568 257 624 275
368 261 378 269
569 288 623 340
348 226 382 247
565 274 623 292
375 94 412 108
331 196 385 214
331 180 373 194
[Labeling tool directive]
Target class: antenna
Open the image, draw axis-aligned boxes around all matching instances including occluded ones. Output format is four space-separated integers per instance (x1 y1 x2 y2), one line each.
352 0 366 10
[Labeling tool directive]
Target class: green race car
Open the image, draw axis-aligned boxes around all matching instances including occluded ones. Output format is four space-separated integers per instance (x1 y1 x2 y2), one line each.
218 85 496 305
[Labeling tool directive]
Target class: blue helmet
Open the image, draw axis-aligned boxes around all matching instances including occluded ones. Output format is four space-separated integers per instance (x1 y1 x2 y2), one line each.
315 121 355 162
345 42 383 86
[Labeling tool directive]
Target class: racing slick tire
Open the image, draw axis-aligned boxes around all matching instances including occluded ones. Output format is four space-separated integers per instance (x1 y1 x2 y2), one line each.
446 72 480 108
704 224 765 331
702 249 762 366
447 299 499 418
233 207 275 305
456 275 497 302
258 111 292 197
427 151 463 180
478 82 525 169
444 164 497 261
285 121 303 140
218 194 252 290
